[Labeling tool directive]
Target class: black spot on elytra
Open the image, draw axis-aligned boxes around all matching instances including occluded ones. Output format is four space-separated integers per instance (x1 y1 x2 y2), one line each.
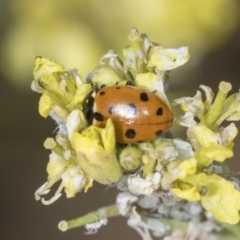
94 112 104 122
156 107 163 116
99 91 105 96
140 92 149 101
108 106 115 115
125 129 136 139
155 130 163 136
116 86 121 89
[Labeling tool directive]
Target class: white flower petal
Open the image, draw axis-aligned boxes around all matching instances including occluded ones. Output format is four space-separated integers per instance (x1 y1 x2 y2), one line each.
135 72 170 106
116 192 138 216
85 219 108 235
100 50 118 64
128 173 161 196
61 165 87 198
173 139 194 159
199 85 214 111
35 182 51 200
68 68 83 86
173 90 204 114
47 152 68 179
217 123 238 147
41 193 62 205
148 46 189 70
66 109 85 139
176 111 196 128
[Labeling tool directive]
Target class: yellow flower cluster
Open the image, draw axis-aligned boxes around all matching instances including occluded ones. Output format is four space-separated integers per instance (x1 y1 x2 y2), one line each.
171 82 240 224
33 28 189 205
33 28 240 228
33 58 122 204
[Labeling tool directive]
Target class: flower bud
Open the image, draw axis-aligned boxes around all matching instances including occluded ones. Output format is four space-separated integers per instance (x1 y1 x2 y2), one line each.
137 142 158 159
137 142 154 153
44 138 57 150
71 119 122 184
91 66 123 87
119 147 143 170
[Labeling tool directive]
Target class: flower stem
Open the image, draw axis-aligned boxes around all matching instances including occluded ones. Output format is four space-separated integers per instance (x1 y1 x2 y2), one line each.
143 216 188 230
219 222 240 236
58 204 120 232
142 155 156 178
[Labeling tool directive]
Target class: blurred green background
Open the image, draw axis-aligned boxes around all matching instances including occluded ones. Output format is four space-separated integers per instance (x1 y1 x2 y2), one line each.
1 0 240 239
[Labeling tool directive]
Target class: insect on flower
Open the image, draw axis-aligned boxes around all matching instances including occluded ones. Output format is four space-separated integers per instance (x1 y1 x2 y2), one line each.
93 85 174 144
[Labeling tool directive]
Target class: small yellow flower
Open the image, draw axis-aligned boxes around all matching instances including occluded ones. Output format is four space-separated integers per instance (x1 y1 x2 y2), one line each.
174 81 240 133
168 158 197 181
135 72 170 106
66 109 87 139
171 187 201 202
171 172 207 202
32 57 92 119
192 125 218 147
61 165 93 198
161 157 197 191
71 119 123 185
35 148 93 204
169 154 240 224
147 46 189 71
174 82 239 159
201 174 240 224
38 91 59 118
46 152 68 179
91 66 123 87
33 57 66 82
194 144 233 168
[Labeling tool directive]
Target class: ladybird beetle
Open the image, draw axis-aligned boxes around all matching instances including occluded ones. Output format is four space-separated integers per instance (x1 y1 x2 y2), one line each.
93 85 174 144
